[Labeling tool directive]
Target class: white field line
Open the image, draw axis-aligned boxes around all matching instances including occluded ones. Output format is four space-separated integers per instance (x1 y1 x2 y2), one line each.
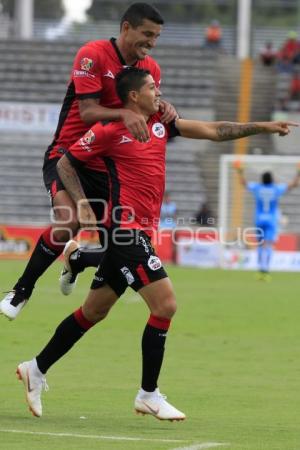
171 443 229 450
0 428 185 443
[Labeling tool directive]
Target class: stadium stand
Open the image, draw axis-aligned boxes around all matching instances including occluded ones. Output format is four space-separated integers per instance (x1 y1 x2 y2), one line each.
0 133 51 224
32 20 300 55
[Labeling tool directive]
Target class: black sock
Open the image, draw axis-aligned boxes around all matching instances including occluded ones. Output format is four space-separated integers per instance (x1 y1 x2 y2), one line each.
70 247 105 274
141 323 169 392
14 236 62 298
36 310 93 374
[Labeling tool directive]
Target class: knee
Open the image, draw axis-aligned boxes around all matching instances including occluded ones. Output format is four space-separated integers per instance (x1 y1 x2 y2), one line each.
164 296 177 319
154 294 177 320
52 208 79 242
52 225 78 243
82 302 110 324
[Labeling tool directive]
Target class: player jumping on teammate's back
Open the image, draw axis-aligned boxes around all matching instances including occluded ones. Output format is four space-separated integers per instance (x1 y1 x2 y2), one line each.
0 3 179 320
17 68 298 420
234 161 300 280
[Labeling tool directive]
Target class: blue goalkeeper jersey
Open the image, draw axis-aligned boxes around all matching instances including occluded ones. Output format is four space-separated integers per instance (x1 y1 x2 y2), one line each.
246 182 288 224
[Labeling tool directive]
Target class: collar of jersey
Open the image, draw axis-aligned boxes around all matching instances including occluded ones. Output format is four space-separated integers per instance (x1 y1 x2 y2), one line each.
110 37 138 67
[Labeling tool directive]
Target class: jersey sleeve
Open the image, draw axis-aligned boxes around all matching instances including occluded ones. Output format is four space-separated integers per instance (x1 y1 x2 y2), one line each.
72 44 103 99
276 183 288 197
246 182 258 192
66 123 110 166
166 119 181 139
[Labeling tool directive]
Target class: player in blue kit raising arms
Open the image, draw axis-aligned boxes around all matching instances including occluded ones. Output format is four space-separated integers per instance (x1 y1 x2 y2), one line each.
234 162 300 280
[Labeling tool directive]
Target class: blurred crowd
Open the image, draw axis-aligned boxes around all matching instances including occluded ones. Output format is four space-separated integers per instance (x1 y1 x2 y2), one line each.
259 31 300 112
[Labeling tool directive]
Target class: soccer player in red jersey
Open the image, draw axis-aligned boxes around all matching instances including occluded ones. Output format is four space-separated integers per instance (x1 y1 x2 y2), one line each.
0 3 178 320
16 67 297 420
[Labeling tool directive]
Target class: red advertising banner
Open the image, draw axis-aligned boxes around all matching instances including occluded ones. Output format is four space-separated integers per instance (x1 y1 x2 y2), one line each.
0 225 99 260
0 225 41 259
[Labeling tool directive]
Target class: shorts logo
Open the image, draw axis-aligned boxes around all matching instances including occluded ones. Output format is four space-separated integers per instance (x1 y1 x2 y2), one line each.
80 57 93 71
94 276 104 282
139 236 150 254
121 266 135 285
152 123 165 138
147 256 162 271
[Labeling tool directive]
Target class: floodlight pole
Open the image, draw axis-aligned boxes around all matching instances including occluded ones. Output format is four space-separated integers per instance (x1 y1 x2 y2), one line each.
237 0 252 59
14 0 34 39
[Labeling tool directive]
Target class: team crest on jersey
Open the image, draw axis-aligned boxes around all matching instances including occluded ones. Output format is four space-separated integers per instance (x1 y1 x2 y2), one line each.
80 57 93 71
79 129 95 151
83 129 95 145
147 255 162 271
152 123 165 138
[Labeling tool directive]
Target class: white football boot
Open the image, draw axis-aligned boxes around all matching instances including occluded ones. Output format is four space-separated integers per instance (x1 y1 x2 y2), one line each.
16 359 48 417
134 388 186 421
0 289 28 320
59 240 79 295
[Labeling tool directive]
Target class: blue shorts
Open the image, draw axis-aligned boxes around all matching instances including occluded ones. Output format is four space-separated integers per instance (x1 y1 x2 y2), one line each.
255 219 277 243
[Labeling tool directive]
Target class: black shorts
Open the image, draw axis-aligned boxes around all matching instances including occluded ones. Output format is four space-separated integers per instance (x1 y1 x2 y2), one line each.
43 156 109 222
43 156 65 200
90 229 168 297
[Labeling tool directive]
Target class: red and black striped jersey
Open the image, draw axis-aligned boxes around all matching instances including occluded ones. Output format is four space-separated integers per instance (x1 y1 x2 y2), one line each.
67 112 179 237
46 38 161 160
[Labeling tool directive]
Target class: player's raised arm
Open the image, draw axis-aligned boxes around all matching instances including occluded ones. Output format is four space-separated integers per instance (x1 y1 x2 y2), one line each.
175 119 298 141
232 160 247 187
287 164 300 190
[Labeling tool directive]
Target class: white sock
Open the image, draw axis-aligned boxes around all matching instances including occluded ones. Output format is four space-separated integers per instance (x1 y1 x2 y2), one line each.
29 358 44 377
139 387 158 397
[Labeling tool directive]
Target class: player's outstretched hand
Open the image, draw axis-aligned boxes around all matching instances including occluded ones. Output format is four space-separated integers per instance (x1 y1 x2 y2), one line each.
266 121 299 136
120 109 149 142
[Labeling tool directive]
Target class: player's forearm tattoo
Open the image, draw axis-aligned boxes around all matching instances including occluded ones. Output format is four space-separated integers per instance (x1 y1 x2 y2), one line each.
216 122 262 141
57 158 86 203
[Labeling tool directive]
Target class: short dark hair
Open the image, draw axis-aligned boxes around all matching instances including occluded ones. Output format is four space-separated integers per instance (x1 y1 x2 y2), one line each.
262 171 273 184
120 3 164 29
116 67 150 103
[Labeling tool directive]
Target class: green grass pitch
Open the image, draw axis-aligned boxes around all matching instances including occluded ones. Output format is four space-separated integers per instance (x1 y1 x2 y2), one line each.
0 260 300 450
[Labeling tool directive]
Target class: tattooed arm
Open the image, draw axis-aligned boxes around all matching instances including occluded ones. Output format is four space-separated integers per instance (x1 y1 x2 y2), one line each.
175 119 298 141
56 155 97 228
